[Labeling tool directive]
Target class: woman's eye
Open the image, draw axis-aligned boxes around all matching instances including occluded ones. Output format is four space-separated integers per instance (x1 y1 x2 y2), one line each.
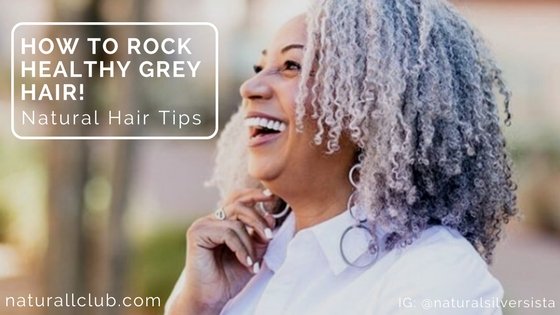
253 65 263 74
283 60 301 71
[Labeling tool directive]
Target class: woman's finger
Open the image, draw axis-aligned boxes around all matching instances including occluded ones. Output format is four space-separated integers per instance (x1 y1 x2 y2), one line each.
227 202 275 241
237 190 275 207
220 189 278 227
222 189 274 207
223 188 269 204
191 219 255 268
222 219 258 260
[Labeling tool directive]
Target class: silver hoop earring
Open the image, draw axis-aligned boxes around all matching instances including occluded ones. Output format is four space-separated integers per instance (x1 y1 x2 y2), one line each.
348 164 361 188
258 201 290 219
339 153 379 268
347 193 368 224
340 224 379 268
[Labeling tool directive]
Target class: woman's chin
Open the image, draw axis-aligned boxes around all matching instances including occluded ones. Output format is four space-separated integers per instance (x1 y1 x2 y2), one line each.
248 171 275 183
248 165 281 183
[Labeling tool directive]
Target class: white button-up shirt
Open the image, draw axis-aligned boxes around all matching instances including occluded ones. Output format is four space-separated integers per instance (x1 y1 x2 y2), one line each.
218 210 503 315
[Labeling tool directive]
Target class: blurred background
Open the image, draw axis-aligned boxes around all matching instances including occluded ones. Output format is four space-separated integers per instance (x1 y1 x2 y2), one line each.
0 0 559 314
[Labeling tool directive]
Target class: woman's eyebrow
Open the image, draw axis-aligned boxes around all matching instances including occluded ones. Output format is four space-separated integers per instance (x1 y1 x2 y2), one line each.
281 44 304 54
260 44 305 56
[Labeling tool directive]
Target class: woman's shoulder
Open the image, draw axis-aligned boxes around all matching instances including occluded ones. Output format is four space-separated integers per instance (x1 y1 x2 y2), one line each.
391 225 489 268
367 225 503 314
383 225 499 283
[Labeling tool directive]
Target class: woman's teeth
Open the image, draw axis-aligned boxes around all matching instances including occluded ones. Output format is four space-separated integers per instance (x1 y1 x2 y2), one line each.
244 117 287 132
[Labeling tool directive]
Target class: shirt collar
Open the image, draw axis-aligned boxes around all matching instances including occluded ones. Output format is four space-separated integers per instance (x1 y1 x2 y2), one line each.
262 211 296 273
263 209 383 276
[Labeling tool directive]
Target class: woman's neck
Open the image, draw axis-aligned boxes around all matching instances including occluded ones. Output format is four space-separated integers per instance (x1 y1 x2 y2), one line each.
290 187 352 232
268 171 353 232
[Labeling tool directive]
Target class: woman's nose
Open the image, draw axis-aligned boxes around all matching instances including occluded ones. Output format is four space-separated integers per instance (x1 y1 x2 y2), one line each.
239 73 273 101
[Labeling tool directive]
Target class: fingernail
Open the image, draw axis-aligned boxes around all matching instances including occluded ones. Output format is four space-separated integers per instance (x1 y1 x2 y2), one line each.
264 228 273 240
262 189 272 197
246 256 253 266
252 262 260 274
246 227 255 236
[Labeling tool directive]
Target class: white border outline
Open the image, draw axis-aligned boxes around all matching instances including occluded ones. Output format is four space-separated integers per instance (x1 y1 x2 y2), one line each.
11 22 219 140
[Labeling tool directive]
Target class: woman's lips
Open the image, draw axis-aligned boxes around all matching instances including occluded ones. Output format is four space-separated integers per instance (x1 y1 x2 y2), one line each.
247 132 283 147
244 116 287 147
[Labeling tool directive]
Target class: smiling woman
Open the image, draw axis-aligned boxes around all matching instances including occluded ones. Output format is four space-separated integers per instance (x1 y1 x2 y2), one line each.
164 0 517 314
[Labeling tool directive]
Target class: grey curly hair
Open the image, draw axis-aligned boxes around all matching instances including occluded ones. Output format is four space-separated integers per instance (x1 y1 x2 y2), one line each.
210 0 518 263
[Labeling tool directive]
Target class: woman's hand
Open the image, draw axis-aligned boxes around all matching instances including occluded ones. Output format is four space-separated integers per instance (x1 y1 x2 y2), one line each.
165 189 276 315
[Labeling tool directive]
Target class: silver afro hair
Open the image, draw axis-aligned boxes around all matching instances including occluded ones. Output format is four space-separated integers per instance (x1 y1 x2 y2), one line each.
209 0 518 263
